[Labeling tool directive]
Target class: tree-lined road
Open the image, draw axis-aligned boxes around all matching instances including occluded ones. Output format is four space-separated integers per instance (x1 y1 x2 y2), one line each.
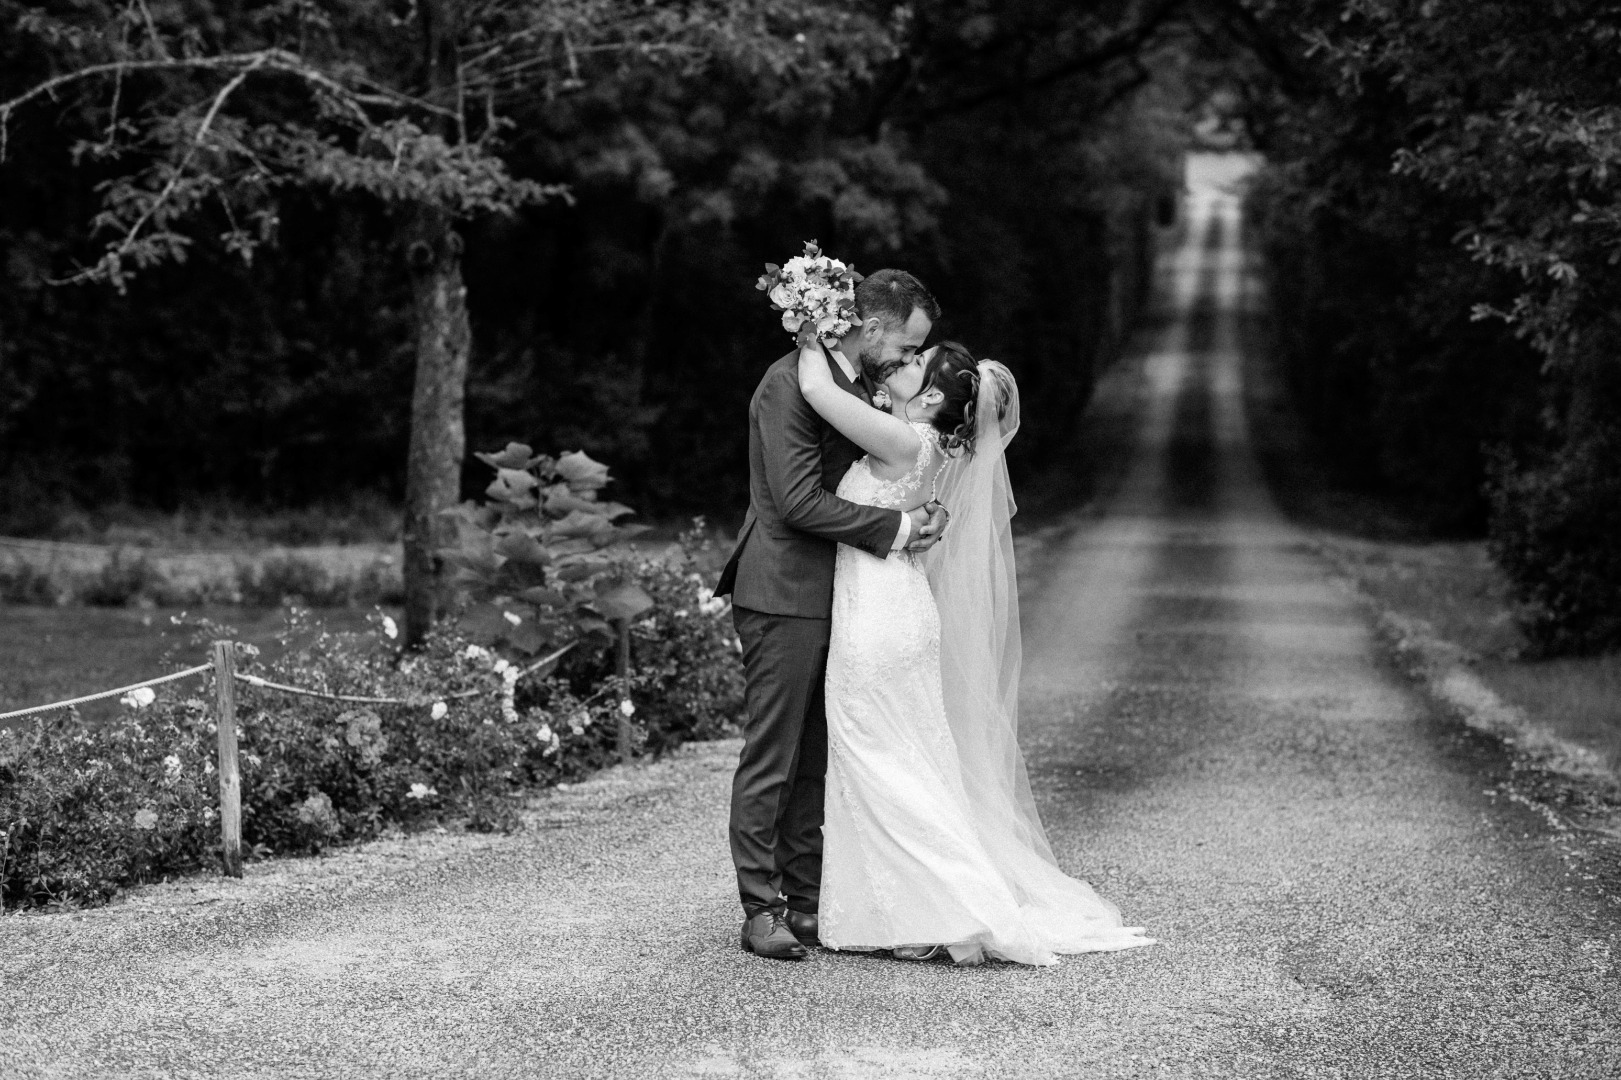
3 155 1617 1079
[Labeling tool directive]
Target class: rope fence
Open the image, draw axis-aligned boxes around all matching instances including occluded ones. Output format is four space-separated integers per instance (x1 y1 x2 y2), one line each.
0 663 214 722
2 629 620 878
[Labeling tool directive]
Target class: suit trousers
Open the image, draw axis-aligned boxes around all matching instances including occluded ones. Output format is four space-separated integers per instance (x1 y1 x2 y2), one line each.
729 604 830 918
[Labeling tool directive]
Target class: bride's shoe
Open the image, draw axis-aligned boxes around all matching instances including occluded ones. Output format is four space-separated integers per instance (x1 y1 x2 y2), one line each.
891 945 945 961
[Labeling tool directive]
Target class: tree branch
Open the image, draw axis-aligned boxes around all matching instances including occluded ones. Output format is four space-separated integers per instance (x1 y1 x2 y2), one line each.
0 50 458 162
893 0 1187 126
51 57 263 286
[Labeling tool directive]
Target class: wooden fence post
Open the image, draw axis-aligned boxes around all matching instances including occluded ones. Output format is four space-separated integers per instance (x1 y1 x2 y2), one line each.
212 640 243 878
614 618 632 763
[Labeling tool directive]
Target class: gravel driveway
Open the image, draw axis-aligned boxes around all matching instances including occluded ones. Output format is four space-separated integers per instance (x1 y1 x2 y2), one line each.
4 155 1617 1079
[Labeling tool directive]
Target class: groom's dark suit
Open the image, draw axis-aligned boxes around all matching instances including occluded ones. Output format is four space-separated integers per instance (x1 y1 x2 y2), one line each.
715 348 903 918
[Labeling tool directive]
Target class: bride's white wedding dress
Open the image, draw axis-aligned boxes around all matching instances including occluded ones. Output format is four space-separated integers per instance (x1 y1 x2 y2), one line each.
819 420 1153 966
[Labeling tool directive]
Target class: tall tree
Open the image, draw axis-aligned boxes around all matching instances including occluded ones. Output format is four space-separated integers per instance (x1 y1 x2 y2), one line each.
0 0 853 644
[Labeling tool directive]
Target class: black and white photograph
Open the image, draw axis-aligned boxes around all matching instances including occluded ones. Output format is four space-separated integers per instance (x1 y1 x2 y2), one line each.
2 1 1618 1076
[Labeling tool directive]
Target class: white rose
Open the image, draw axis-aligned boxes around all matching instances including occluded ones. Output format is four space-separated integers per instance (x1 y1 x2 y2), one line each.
815 313 840 335
619 699 636 718
380 615 398 640
120 686 156 709
768 282 797 308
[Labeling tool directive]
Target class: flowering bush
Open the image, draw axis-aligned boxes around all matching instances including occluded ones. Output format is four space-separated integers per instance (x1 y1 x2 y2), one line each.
756 240 864 347
0 527 742 909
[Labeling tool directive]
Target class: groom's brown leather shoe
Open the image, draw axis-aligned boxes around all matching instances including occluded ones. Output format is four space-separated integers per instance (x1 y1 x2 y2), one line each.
740 911 808 960
783 908 820 947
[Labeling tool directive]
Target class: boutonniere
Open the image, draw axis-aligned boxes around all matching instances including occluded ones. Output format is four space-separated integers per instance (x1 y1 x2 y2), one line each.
871 388 892 411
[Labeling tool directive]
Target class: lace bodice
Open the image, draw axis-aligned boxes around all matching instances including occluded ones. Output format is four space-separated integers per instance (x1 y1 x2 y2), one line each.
836 421 942 511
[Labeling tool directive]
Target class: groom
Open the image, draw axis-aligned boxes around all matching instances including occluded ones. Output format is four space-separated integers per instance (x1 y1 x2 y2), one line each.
715 268 949 960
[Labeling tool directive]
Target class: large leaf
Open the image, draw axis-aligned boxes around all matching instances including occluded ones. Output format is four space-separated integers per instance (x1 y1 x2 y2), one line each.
554 556 609 582
594 581 655 623
555 450 611 492
486 467 539 508
552 509 616 541
573 614 615 642
474 442 539 471
458 603 512 644
542 486 609 518
517 586 568 607
506 617 554 656
493 529 550 565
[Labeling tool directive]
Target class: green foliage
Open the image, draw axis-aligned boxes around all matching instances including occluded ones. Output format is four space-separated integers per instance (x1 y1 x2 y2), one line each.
0 0 1182 521
81 549 166 607
438 443 651 656
1246 0 1621 649
0 528 742 909
234 553 403 608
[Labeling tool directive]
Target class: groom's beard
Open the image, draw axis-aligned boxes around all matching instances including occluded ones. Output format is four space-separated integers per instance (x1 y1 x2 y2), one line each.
858 348 904 385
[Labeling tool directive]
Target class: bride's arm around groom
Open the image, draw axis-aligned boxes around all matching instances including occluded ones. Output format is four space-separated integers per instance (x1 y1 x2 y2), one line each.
715 268 944 959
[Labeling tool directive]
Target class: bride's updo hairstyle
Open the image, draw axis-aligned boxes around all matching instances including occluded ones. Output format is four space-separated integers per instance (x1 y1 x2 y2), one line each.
919 341 984 455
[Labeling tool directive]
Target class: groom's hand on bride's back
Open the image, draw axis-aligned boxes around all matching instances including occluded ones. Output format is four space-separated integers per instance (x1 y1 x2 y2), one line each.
905 502 950 553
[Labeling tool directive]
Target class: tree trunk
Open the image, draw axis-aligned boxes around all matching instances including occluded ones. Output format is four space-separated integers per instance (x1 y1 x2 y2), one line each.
401 206 470 648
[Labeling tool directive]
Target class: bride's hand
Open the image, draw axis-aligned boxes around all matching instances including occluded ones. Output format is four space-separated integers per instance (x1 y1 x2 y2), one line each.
797 338 832 393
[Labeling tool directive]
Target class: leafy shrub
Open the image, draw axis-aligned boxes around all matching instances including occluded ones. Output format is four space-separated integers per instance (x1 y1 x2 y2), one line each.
1489 431 1621 657
81 548 166 607
0 560 65 605
0 705 219 908
234 553 377 607
0 528 742 909
438 443 653 657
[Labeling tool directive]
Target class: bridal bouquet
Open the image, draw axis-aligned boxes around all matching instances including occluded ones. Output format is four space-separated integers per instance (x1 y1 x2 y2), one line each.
756 240 864 347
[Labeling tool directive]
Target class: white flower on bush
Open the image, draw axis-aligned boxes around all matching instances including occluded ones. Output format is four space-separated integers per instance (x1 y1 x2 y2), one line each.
536 723 561 757
492 658 512 676
161 754 182 784
430 701 448 721
569 711 589 735
380 614 399 640
406 782 438 800
120 686 156 709
696 587 728 617
132 807 158 831
462 644 491 662
619 698 636 718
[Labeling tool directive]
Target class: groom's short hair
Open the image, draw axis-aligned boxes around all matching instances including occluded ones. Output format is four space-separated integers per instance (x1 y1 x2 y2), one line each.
855 269 941 330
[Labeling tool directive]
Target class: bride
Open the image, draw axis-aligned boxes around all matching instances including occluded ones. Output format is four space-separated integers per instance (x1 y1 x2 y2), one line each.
796 338 1154 966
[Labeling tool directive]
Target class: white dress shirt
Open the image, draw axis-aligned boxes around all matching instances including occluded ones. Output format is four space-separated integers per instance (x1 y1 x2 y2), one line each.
830 346 912 552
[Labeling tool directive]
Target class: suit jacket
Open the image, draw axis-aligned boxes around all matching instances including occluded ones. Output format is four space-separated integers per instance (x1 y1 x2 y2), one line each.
715 348 903 618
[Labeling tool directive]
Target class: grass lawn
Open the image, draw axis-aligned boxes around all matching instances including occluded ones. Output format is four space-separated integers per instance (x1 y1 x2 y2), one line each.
1315 537 1621 774
0 604 383 729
